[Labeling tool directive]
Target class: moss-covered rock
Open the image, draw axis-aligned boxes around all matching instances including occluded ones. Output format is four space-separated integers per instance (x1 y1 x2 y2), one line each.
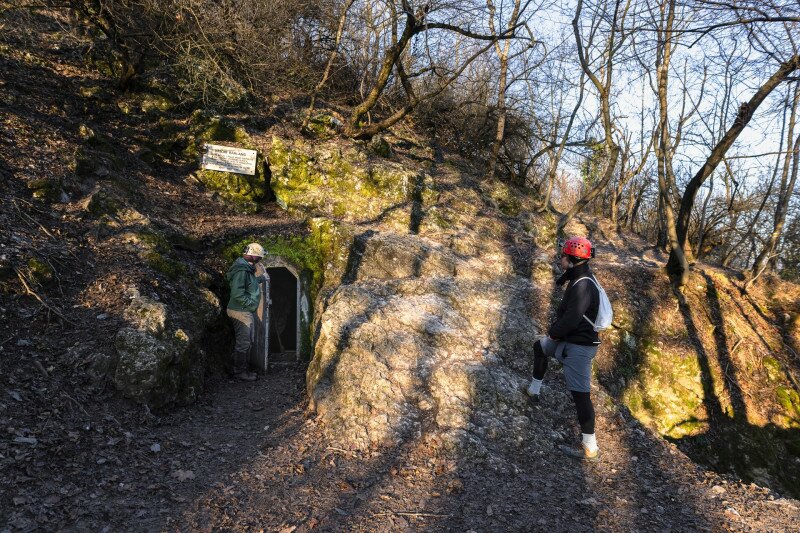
78 123 96 143
304 113 342 139
114 289 220 408
482 181 521 217
763 356 783 382
145 251 187 280
777 386 800 424
79 85 102 98
269 137 436 225
186 112 268 211
123 296 167 335
114 327 187 406
621 339 706 438
27 178 60 202
369 135 392 158
139 92 174 114
26 257 54 286
83 187 123 218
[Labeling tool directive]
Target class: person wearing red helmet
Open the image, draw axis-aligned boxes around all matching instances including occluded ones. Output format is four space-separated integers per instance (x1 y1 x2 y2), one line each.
526 236 603 461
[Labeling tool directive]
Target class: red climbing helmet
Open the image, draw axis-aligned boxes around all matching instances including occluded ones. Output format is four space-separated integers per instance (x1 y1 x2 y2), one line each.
562 236 594 259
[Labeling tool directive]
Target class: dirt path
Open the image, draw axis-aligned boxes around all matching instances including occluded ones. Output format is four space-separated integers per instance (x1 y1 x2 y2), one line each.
8 363 794 532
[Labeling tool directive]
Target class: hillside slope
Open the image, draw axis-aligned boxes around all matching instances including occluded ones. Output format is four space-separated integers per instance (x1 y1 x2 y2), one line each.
2 9 800 531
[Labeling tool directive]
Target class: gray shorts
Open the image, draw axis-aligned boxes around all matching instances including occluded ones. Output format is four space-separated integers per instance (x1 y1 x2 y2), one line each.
539 336 598 393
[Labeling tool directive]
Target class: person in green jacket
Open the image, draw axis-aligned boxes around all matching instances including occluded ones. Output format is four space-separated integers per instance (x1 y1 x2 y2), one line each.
226 242 267 381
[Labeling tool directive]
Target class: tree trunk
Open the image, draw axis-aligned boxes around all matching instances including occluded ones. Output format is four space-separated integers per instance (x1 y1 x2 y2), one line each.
561 0 626 233
748 82 800 285
302 0 355 130
344 8 415 136
485 0 522 181
668 54 800 281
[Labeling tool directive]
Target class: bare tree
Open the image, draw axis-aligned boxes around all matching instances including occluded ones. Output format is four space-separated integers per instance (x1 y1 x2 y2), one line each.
558 0 630 233
302 0 357 130
667 54 800 284
342 1 521 139
485 0 534 180
747 80 800 289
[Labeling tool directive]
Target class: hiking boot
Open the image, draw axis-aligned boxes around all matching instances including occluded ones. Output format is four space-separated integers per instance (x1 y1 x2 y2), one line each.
234 371 257 382
558 444 600 462
524 382 541 404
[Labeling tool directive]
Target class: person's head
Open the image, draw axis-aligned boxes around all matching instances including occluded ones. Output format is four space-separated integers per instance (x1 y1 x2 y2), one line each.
243 242 265 263
560 236 593 270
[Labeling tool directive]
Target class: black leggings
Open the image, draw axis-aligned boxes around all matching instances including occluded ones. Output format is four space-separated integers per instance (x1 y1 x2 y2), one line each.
571 391 595 434
532 339 595 434
532 339 548 380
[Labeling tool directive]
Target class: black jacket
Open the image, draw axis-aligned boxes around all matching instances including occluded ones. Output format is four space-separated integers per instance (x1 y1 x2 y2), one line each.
548 262 600 345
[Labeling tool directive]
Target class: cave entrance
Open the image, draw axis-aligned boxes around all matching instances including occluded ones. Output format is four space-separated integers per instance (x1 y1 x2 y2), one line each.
249 255 312 372
266 266 298 362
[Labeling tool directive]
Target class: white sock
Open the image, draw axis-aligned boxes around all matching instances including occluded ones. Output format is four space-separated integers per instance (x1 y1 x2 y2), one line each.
527 378 543 396
582 433 598 452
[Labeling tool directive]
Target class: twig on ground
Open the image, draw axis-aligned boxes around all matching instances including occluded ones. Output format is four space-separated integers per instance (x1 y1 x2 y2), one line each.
13 267 76 325
32 359 49 378
326 446 357 457
730 338 743 354
373 510 451 519
62 391 91 418
13 199 56 238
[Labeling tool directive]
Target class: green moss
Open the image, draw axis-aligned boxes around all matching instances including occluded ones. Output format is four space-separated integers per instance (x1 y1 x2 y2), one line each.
484 182 521 217
139 93 174 114
78 123 96 143
305 113 340 139
26 257 53 285
269 137 426 221
27 178 60 201
428 208 453 229
181 113 266 210
138 230 170 254
185 112 255 159
79 86 102 98
777 386 800 422
72 148 99 177
197 169 266 209
86 189 122 218
117 100 134 115
223 233 325 300
669 417 706 437
146 251 187 280
763 356 783 382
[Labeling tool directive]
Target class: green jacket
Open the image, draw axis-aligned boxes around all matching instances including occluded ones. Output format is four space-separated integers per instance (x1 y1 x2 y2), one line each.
226 257 263 313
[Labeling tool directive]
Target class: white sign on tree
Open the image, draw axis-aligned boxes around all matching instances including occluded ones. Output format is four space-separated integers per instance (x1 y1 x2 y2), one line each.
201 144 258 175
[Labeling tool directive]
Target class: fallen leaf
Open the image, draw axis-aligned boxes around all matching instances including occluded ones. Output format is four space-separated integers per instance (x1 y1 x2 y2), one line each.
171 469 195 481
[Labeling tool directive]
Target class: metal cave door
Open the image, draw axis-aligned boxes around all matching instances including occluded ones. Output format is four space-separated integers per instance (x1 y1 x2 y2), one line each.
249 265 270 373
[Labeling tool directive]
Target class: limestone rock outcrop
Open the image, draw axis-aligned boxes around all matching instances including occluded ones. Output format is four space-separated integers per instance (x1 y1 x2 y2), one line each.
114 288 220 407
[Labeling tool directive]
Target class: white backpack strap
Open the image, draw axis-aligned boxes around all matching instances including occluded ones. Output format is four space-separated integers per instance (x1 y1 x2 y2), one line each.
572 277 600 328
573 276 599 288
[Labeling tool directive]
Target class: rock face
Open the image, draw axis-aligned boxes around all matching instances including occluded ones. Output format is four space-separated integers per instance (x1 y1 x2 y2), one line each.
308 272 542 450
114 289 220 407
268 135 555 451
306 219 548 450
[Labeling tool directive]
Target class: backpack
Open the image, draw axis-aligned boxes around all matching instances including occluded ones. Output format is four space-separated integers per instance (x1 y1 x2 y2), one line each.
574 276 613 331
